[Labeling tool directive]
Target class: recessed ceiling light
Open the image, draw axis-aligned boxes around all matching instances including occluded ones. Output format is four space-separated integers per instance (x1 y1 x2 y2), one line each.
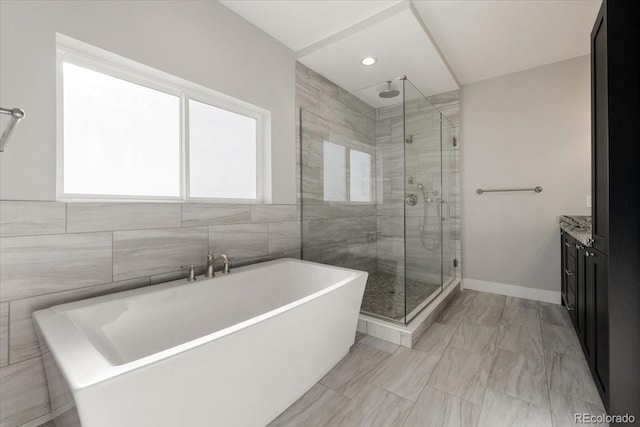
361 57 376 66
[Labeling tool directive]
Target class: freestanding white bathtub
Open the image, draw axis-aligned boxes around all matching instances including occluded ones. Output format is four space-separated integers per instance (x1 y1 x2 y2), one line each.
33 258 367 427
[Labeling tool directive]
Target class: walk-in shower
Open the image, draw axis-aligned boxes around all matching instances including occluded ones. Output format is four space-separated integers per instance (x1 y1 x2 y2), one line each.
300 76 458 324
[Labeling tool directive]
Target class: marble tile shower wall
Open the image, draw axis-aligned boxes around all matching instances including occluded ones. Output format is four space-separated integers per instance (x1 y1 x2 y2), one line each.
375 91 461 285
296 62 379 274
0 201 299 427
296 61 461 287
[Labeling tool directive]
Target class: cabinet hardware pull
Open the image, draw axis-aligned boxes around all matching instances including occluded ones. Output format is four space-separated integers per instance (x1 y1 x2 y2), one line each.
564 242 574 248
567 305 574 311
565 269 575 276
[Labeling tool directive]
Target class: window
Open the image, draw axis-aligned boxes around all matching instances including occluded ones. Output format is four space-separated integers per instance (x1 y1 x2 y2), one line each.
322 141 373 203
323 141 347 202
57 36 269 202
349 150 372 202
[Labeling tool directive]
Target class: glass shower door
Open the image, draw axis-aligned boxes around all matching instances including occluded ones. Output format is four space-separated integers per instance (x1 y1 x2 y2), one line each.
441 114 458 288
403 79 443 322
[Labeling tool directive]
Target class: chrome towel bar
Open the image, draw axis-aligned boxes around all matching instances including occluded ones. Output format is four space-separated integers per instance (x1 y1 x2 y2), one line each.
476 186 542 195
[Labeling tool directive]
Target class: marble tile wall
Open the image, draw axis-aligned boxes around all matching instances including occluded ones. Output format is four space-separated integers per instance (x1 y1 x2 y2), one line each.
297 61 462 308
0 200 299 427
297 62 378 275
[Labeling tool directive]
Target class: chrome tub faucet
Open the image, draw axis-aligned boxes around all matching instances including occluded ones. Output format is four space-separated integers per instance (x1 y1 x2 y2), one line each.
219 254 231 274
205 251 215 278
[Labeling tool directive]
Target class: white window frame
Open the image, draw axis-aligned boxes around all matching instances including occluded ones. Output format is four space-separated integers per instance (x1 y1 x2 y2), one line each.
56 34 271 204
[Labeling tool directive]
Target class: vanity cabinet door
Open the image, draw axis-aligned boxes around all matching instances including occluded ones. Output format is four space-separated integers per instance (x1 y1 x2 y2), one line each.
585 248 609 404
576 245 587 347
563 236 578 325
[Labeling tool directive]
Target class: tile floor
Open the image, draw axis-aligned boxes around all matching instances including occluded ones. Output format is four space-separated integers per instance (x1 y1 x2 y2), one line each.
269 290 607 427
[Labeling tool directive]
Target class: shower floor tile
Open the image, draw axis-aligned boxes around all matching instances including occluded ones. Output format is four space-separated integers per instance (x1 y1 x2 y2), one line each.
359 272 441 321
269 292 606 427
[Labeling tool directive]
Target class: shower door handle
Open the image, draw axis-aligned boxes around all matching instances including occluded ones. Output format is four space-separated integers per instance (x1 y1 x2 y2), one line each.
439 200 451 221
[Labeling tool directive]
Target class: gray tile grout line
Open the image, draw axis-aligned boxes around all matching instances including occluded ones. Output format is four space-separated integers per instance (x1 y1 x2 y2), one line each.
538 302 556 426
5 301 10 367
476 300 506 423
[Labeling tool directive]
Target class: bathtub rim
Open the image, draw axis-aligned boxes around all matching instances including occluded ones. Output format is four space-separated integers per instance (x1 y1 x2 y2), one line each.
33 258 367 391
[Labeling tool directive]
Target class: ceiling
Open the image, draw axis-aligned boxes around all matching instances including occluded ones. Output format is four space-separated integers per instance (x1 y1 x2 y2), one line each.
297 7 458 108
413 0 602 84
219 0 403 51
220 0 602 98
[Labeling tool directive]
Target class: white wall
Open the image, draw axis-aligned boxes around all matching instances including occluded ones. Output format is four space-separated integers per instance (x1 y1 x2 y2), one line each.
0 0 296 203
461 55 591 295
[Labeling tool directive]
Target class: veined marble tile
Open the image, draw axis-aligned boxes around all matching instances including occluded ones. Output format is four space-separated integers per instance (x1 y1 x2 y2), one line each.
452 290 478 307
300 109 329 140
404 386 481 427
267 383 350 427
250 205 298 223
67 203 181 232
451 321 498 355
548 392 607 427
541 323 585 359
464 303 503 328
8 277 149 364
478 390 552 427
306 67 340 100
209 223 268 261
0 201 66 237
369 347 440 401
358 335 399 354
414 322 457 355
268 221 300 255
0 357 50 427
489 349 548 408
474 292 507 308
436 300 469 326
268 221 300 239
546 351 603 407
506 296 539 309
0 302 8 367
0 233 112 301
320 343 389 397
113 227 208 281
496 306 544 358
427 346 492 404
324 383 413 427
539 302 572 328
296 78 320 110
181 203 250 227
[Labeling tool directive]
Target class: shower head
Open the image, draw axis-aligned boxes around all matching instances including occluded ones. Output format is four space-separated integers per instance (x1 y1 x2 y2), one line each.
415 183 428 200
379 81 400 99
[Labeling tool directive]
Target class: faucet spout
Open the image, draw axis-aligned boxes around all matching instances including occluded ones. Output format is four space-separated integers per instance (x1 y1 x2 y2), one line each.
219 254 231 274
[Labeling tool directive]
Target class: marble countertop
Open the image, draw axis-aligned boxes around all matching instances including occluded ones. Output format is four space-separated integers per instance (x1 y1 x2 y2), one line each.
559 215 593 246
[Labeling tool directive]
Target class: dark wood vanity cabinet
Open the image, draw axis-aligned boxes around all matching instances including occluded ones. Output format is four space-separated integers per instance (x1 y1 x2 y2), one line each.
584 0 640 416
560 237 610 404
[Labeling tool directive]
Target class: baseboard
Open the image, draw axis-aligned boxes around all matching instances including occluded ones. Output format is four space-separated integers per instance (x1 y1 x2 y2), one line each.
462 278 561 304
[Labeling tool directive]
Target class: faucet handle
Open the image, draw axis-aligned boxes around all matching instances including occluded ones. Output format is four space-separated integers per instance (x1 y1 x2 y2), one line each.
181 264 197 282
205 251 215 278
